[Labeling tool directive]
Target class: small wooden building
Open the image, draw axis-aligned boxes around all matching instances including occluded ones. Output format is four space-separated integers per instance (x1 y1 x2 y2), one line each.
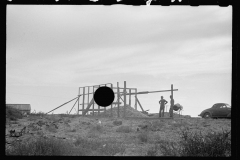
6 104 31 114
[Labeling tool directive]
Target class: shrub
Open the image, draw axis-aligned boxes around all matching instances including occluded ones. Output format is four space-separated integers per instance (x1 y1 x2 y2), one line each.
116 125 132 133
69 128 76 132
157 140 181 156
146 145 158 156
138 131 149 143
73 136 125 156
6 106 23 120
87 124 104 138
179 128 231 156
158 127 231 157
6 137 74 155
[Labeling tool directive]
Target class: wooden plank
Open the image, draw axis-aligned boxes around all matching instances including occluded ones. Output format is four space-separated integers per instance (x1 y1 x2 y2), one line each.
135 89 137 110
78 88 80 115
124 81 126 118
112 102 121 105
129 89 131 106
87 86 90 107
82 98 94 116
135 96 145 112
117 82 120 118
111 84 113 117
98 85 100 115
123 89 178 95
92 86 95 116
46 96 80 114
69 95 80 114
104 84 106 114
82 87 85 115
112 87 137 89
79 109 105 111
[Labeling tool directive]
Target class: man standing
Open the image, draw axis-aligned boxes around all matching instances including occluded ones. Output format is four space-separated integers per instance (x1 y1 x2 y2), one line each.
169 95 174 118
159 96 168 117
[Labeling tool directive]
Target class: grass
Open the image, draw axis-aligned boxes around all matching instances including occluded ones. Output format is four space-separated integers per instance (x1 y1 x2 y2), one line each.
6 137 74 156
157 127 231 157
87 124 104 138
138 131 149 143
6 135 126 156
116 125 132 133
73 136 126 156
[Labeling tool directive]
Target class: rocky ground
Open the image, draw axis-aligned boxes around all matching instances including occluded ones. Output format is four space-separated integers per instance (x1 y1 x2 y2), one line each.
5 111 231 156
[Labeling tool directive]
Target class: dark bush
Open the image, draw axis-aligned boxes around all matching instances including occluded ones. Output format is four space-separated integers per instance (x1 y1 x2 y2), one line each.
158 127 231 157
6 106 23 120
6 137 74 155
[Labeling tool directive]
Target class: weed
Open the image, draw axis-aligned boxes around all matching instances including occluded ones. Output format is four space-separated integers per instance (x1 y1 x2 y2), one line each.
157 127 231 157
157 140 181 156
138 131 148 143
6 106 23 120
179 128 231 156
72 136 125 156
6 137 74 155
116 125 132 133
146 145 158 156
87 124 104 138
69 128 76 132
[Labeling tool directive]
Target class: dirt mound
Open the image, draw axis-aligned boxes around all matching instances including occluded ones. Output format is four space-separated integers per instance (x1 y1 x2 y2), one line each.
99 105 148 118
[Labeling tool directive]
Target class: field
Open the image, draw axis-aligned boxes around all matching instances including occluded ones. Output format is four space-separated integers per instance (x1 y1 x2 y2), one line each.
5 107 231 156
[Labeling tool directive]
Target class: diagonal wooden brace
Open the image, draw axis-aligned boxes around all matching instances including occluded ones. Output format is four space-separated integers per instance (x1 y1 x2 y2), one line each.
82 98 95 116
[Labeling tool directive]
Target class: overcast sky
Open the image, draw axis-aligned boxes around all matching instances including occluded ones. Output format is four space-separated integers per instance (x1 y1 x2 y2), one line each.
6 5 232 117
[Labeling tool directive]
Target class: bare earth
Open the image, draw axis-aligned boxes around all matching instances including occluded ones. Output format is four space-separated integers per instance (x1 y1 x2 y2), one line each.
5 113 231 156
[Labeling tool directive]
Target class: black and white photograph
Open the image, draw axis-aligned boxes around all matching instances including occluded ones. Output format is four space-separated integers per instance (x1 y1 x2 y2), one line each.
6 4 231 156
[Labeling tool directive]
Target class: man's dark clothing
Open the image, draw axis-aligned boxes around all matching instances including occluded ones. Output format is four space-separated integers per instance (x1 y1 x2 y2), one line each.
159 99 168 117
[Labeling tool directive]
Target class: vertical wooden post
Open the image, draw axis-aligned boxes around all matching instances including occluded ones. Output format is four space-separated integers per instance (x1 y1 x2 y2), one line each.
88 86 90 107
98 85 100 115
82 87 85 116
171 84 173 118
78 87 80 115
129 89 131 107
111 84 113 117
124 81 126 118
117 82 120 118
92 86 95 116
135 89 137 110
104 84 106 115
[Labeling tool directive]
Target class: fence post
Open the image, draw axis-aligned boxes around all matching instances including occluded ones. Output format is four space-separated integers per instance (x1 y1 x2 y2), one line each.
82 87 85 116
135 88 137 110
92 86 94 116
111 84 113 117
124 81 126 118
88 86 90 114
129 89 131 107
117 82 120 118
171 84 173 118
98 85 100 115
78 87 80 115
104 84 106 115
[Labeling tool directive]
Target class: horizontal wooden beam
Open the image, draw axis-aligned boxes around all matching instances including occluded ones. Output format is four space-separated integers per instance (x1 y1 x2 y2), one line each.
79 109 105 111
79 83 113 88
112 87 137 90
124 89 178 95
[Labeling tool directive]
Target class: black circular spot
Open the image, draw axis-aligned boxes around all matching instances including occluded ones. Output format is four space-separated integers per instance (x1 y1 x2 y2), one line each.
94 86 115 107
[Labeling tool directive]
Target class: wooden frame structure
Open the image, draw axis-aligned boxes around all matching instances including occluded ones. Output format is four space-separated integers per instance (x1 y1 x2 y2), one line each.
46 81 178 118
